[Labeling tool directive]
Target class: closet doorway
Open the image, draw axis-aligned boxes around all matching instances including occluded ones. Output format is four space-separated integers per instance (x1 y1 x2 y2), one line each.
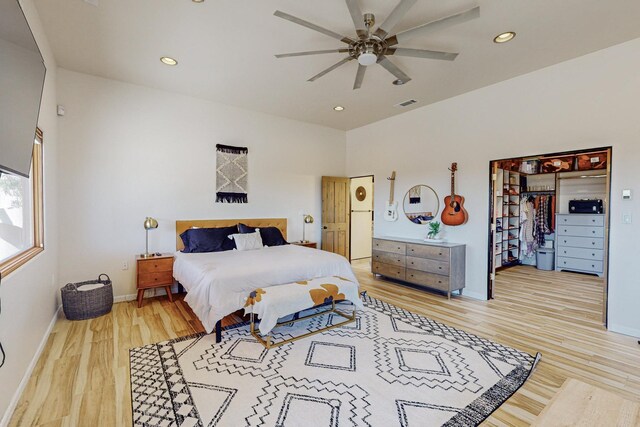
487 147 612 325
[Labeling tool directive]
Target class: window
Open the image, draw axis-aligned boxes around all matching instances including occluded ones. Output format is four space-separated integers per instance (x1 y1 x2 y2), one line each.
0 129 43 276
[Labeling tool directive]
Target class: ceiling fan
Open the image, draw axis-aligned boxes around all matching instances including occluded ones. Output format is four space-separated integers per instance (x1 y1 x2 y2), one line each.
274 0 479 89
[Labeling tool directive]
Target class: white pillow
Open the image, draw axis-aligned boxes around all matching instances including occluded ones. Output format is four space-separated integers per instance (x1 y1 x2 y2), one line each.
229 229 264 251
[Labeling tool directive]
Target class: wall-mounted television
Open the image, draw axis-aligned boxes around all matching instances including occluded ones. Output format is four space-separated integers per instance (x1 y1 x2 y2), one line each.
0 0 46 178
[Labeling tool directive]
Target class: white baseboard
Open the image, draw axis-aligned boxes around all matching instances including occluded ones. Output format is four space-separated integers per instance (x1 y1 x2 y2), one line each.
114 293 137 303
114 284 181 303
0 305 62 427
461 289 486 300
608 323 640 339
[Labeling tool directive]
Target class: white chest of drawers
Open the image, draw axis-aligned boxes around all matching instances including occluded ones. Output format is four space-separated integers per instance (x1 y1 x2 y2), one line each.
555 214 606 277
372 237 466 299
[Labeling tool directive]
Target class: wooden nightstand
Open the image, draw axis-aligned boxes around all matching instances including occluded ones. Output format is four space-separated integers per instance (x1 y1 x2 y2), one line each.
136 253 174 308
291 241 317 248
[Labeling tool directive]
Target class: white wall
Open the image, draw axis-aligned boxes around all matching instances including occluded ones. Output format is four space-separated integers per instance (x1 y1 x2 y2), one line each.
56 69 346 298
347 38 640 337
0 0 59 424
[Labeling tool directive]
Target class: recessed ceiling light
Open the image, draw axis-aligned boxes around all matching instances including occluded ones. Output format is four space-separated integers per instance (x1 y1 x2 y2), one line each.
333 105 345 111
192 0 204 3
392 79 406 86
493 31 516 44
160 56 178 66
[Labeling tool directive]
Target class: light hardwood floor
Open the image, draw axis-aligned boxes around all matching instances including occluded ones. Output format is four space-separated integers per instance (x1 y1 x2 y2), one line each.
9 262 640 426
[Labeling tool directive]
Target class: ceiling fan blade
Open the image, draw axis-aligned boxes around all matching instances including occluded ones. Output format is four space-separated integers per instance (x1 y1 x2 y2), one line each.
373 0 417 40
345 0 367 39
308 57 354 82
378 56 411 84
353 64 366 89
274 10 354 44
386 47 458 61
276 49 349 58
387 6 480 46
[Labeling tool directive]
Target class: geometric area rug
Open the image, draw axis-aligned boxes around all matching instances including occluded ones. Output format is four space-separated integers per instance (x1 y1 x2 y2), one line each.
130 294 541 426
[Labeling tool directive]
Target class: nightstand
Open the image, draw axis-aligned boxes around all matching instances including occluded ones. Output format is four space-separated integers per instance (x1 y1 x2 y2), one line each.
136 253 174 308
291 241 317 248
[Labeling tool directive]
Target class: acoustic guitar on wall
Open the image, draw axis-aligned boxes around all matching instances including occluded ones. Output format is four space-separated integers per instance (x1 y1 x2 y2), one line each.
383 171 398 222
441 163 468 226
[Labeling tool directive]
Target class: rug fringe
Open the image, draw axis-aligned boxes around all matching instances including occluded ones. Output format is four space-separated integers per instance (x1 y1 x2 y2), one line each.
216 144 248 154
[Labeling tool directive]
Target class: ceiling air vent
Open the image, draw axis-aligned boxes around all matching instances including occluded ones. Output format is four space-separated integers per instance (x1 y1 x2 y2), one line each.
395 99 418 108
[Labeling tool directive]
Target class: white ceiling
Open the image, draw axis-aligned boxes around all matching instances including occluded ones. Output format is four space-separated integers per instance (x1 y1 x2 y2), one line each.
33 0 640 130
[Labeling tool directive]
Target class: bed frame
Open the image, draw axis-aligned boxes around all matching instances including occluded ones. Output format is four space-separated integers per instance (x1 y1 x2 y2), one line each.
175 218 288 342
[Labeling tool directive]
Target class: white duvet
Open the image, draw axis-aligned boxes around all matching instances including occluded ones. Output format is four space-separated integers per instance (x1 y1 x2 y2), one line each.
173 245 359 333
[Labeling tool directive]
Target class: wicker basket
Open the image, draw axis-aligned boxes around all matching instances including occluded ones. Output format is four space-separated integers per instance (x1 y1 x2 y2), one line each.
61 274 113 320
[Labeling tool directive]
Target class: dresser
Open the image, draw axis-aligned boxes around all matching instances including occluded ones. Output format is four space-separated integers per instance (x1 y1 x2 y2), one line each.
555 214 605 277
372 237 466 299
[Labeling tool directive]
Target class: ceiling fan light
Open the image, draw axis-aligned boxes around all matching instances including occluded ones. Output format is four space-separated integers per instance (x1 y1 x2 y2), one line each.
358 52 377 66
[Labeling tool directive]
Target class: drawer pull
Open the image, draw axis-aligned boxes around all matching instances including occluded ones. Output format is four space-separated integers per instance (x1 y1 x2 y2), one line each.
592 242 596 245
592 253 595 257
564 240 567 244
439 252 443 256
438 267 442 270
592 265 595 268
438 280 442 284
592 231 596 234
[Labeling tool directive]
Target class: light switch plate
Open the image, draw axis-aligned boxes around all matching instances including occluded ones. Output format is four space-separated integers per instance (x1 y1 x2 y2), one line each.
622 189 632 200
623 213 632 224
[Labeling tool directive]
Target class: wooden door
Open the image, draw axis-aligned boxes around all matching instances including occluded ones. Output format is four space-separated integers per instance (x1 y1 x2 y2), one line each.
322 176 350 259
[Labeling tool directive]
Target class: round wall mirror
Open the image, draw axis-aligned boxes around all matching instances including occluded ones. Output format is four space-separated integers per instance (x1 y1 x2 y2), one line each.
403 185 440 224
355 186 366 201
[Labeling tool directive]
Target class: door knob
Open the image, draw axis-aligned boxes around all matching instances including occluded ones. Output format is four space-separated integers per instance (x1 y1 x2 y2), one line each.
323 226 328 229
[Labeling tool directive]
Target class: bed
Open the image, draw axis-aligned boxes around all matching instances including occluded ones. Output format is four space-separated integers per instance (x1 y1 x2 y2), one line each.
173 218 359 339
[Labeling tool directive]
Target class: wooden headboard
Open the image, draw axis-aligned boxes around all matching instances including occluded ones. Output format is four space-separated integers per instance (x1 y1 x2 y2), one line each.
175 218 288 251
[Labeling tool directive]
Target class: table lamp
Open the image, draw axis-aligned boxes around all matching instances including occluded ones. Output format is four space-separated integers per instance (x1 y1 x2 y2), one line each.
302 214 314 243
141 217 158 258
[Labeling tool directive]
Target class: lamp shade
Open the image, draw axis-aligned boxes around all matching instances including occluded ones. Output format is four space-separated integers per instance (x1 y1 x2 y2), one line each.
144 217 158 230
304 214 314 224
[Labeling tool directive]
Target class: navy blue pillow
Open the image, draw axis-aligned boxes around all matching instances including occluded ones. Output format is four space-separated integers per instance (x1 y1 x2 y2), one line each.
180 226 238 253
238 224 288 247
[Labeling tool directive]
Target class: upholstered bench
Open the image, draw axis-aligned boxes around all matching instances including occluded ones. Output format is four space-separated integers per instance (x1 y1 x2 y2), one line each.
245 275 364 349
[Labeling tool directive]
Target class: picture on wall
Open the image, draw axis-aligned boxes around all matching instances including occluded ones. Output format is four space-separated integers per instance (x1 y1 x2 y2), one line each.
215 144 248 203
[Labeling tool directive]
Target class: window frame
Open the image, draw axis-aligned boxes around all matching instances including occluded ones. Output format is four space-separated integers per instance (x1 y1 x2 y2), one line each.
0 128 44 277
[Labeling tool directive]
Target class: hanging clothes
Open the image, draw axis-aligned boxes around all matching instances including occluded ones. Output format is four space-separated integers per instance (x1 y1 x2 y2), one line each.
534 195 551 246
519 196 536 258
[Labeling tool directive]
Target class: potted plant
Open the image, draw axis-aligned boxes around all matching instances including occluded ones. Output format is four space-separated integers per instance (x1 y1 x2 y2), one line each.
426 220 442 241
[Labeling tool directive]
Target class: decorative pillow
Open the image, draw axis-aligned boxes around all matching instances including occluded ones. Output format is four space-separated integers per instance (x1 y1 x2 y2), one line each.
180 225 237 253
229 230 264 251
238 223 288 247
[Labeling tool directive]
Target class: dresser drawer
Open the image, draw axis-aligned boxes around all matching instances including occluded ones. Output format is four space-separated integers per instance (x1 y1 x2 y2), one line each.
406 243 450 261
405 269 449 291
557 257 603 273
138 257 173 273
372 261 405 280
557 247 604 261
556 225 604 238
406 256 449 275
372 250 405 267
372 239 406 255
557 236 604 249
138 271 174 288
556 215 604 227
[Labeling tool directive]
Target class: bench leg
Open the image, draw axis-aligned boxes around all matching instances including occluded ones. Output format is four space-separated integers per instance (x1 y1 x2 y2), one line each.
215 320 222 343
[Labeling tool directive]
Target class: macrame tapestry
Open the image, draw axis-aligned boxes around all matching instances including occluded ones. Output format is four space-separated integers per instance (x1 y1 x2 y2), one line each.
216 144 248 203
